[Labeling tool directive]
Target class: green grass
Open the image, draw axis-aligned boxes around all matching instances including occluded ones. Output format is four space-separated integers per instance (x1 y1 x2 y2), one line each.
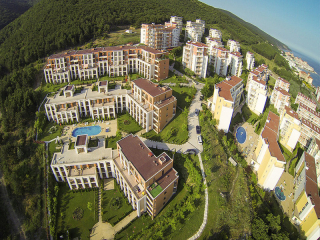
39 121 64 141
289 157 299 176
242 104 259 123
148 183 163 198
88 139 99 148
69 142 75 150
160 72 188 84
57 184 97 240
100 73 140 82
142 109 188 144
101 180 133 226
115 150 204 240
48 141 61 160
229 113 244 132
268 76 276 88
117 112 143 134
279 143 294 163
171 85 197 109
105 135 122 149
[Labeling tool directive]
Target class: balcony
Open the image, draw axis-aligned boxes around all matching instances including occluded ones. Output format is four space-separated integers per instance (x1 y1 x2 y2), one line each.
68 167 97 177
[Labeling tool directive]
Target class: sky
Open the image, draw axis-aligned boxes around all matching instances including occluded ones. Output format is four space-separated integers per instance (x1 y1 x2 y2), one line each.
200 0 320 64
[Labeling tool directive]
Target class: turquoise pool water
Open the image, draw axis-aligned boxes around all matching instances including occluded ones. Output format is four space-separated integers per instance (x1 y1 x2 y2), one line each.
236 127 246 144
72 126 102 137
275 187 286 201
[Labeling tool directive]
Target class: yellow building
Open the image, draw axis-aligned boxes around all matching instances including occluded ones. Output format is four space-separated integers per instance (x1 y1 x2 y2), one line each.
292 152 320 240
207 76 243 132
279 106 301 152
251 112 286 190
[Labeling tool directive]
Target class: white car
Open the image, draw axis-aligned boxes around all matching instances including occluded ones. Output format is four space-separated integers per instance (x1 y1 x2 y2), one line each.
198 135 203 144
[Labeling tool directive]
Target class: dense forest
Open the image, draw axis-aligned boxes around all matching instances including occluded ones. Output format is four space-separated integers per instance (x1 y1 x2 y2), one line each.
0 0 304 239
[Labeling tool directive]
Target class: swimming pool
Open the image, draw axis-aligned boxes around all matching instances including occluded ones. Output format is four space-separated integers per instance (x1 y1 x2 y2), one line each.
236 127 247 144
72 126 102 137
275 187 286 201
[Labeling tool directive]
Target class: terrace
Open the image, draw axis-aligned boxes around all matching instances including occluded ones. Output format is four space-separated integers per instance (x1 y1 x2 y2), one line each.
68 166 97 177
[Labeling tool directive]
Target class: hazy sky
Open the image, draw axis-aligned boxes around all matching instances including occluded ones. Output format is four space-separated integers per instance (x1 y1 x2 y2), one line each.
200 0 320 63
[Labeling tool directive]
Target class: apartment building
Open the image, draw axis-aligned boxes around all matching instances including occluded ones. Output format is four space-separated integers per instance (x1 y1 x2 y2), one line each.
316 87 320 102
166 16 183 35
44 46 169 83
228 52 243 77
51 134 179 219
209 47 229 76
45 82 128 123
206 37 224 50
208 28 222 39
299 71 314 84
227 39 241 52
127 79 177 133
273 77 290 92
246 75 267 115
185 19 205 42
306 138 320 187
248 64 269 82
292 152 320 240
270 87 291 114
251 112 286 190
295 92 317 111
299 118 320 148
141 23 179 50
207 76 243 132
279 106 301 152
246 52 255 71
182 41 208 78
297 103 320 128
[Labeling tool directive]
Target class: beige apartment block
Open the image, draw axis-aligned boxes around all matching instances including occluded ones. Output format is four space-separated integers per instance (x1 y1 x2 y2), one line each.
274 77 290 92
44 45 169 83
246 52 255 71
127 79 177 133
279 106 301 152
51 134 179 219
248 64 269 82
295 92 317 111
306 138 320 187
251 112 286 190
227 39 241 52
141 23 180 50
270 87 291 114
292 152 320 240
185 19 205 42
207 76 243 133
297 103 320 128
45 82 128 123
182 41 208 78
167 16 183 35
246 75 267 115
299 118 320 148
208 28 222 39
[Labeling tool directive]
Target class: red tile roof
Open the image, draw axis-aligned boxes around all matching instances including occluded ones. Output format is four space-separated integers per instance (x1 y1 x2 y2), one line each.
299 103 320 118
261 112 285 162
187 41 208 48
76 135 87 146
99 81 108 86
230 52 242 57
301 118 320 135
157 168 178 190
117 134 173 181
216 76 243 102
251 76 266 86
284 106 300 121
65 85 74 91
274 87 290 96
297 92 316 105
278 77 290 84
133 79 172 97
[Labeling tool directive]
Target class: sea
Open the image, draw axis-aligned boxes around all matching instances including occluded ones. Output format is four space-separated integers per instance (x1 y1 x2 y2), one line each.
289 49 320 87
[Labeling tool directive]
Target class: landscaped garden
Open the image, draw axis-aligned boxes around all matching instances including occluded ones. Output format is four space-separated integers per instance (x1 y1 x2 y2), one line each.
105 134 122 149
117 112 143 134
101 180 133 226
115 150 205 240
57 184 98 240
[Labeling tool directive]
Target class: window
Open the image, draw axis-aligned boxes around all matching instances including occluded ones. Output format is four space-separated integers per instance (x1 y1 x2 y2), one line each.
164 191 167 195
164 197 166 200
163 201 166 205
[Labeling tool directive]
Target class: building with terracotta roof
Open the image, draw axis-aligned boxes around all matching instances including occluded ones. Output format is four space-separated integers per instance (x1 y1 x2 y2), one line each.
270 87 291 114
140 23 180 50
299 71 314 85
182 41 208 78
251 112 286 190
44 45 169 83
127 79 177 133
185 19 205 42
45 82 128 123
51 134 179 219
246 75 267 115
295 92 317 111
247 64 269 83
279 106 301 152
206 37 224 51
306 138 320 187
246 52 255 71
274 77 290 92
292 152 320 240
207 76 243 132
166 16 183 35
208 28 222 39
227 39 241 52
297 103 320 127
299 118 320 148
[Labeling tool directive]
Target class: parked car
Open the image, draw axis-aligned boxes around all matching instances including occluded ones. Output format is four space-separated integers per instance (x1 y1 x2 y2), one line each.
200 95 204 101
184 149 197 155
196 125 201 134
195 109 199 116
198 135 203 144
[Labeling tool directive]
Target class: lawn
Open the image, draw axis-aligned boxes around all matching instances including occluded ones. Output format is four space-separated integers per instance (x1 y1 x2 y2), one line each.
69 142 75 150
160 72 188 84
242 104 259 124
101 180 133 226
115 150 205 240
57 184 97 240
48 141 61 160
88 139 99 148
39 121 64 141
141 109 188 144
288 157 299 176
117 112 142 134
171 85 197 109
229 112 244 133
105 135 122 149
100 73 140 82
268 76 276 88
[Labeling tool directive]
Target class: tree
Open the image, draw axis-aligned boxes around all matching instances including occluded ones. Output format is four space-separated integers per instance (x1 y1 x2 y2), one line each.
87 202 93 211
251 217 270 240
185 96 191 103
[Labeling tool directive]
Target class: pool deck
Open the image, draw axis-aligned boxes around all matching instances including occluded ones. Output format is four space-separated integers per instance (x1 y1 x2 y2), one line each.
275 171 295 218
60 119 117 143
234 122 259 164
